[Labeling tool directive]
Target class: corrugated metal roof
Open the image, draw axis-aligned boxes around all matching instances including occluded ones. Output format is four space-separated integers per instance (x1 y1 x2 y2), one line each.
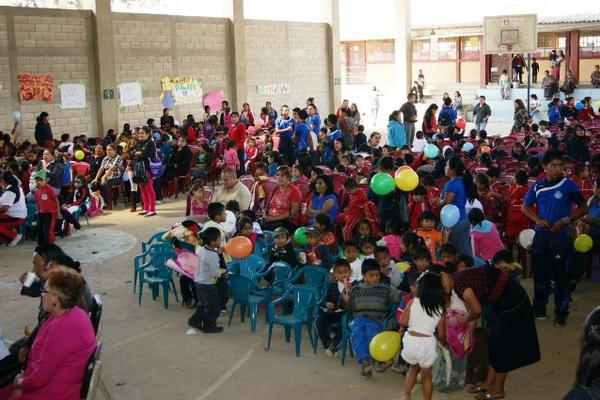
412 14 600 30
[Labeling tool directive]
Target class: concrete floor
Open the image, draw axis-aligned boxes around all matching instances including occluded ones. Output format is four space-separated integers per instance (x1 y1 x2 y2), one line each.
0 197 597 400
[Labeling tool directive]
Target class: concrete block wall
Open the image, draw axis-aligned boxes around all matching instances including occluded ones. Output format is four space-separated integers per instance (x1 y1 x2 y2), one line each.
0 7 97 141
244 20 331 114
112 13 233 129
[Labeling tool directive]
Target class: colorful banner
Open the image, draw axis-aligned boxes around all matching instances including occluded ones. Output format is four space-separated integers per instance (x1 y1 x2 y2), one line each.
60 83 86 109
18 74 53 102
160 76 203 107
257 83 289 95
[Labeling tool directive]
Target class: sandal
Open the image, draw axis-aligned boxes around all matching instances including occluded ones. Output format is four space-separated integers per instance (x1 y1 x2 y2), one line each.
475 393 505 400
467 385 487 394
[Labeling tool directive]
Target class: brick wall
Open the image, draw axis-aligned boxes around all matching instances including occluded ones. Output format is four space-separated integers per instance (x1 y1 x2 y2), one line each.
1 8 96 141
244 20 331 114
112 13 232 129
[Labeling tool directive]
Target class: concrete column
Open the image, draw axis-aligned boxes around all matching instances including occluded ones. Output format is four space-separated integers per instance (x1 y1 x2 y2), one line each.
93 0 117 134
231 0 247 111
328 0 341 113
394 0 412 99
479 43 488 88
569 30 580 83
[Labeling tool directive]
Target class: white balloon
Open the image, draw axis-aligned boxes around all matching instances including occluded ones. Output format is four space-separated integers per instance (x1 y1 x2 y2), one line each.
518 229 535 249
11 111 21 122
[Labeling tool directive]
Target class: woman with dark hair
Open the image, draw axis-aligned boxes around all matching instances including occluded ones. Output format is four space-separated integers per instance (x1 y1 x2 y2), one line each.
328 137 351 168
262 166 302 232
0 267 95 400
160 108 175 130
240 103 254 127
438 260 540 400
34 112 52 147
387 110 406 148
422 104 439 137
306 174 338 225
567 124 591 163
133 126 157 217
563 306 600 399
36 149 64 195
348 103 361 127
513 99 529 132
434 156 476 256
90 143 124 204
358 132 382 158
0 170 26 246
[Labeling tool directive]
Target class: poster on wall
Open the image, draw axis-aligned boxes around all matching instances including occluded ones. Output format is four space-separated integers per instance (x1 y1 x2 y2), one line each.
203 91 223 112
18 74 53 102
118 82 143 107
60 83 86 109
257 83 289 95
160 76 203 108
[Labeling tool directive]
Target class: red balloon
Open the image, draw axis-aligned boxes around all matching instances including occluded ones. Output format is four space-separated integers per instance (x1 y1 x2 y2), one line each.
456 118 466 129
224 236 252 259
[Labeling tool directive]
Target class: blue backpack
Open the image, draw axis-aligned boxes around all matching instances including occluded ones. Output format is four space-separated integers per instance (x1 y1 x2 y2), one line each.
548 105 561 123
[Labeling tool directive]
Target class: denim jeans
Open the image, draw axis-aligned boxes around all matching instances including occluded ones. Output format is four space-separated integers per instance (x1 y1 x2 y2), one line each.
350 316 382 363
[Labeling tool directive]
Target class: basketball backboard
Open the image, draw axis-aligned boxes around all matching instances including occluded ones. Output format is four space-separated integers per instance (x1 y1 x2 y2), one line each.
483 14 537 54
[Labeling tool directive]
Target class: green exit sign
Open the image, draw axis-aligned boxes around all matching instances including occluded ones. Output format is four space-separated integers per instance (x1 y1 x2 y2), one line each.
102 89 114 100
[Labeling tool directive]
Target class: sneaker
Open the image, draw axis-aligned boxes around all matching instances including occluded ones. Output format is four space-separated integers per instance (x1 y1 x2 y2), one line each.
9 233 22 247
138 210 148 215
220 309 228 317
360 360 373 378
202 326 224 333
554 315 567 326
390 363 406 374
187 319 203 331
325 343 338 358
144 212 156 217
534 311 548 320
375 360 393 372
156 200 163 204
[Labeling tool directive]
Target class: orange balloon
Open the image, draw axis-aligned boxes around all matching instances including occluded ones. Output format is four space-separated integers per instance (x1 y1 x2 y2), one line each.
224 236 252 259
481 145 491 153
394 166 412 179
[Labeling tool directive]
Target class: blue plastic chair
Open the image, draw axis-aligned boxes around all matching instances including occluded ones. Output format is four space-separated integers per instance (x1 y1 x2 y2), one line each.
71 204 90 227
266 285 320 357
138 245 179 309
291 265 330 302
228 274 269 332
252 236 268 258
263 262 294 297
227 255 267 282
338 312 353 366
133 242 172 293
141 231 168 253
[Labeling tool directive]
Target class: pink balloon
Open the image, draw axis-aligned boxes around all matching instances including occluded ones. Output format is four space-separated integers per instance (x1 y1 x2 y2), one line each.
247 126 256 136
204 91 223 112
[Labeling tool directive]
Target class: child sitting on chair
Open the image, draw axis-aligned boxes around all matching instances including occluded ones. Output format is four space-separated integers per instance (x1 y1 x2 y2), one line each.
342 259 403 378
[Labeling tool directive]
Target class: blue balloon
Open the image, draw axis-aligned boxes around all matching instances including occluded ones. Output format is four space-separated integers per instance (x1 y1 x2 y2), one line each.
440 204 460 228
462 142 474 152
575 102 584 110
424 143 439 158
153 132 161 141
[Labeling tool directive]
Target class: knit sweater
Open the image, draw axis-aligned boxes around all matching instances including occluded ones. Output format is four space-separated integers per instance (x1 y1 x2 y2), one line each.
347 282 403 322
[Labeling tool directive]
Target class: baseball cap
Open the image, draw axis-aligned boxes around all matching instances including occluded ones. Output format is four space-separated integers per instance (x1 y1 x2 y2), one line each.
305 226 321 236
32 170 47 181
273 227 289 237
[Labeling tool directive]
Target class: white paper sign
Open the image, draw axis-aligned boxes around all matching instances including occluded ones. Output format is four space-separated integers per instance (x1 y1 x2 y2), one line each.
60 83 86 109
118 82 142 107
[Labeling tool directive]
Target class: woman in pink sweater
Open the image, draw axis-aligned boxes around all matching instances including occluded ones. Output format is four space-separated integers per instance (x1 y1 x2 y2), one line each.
1 267 95 400
468 208 505 261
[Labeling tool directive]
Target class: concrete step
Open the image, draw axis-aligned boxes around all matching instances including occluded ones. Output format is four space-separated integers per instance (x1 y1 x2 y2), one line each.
478 86 600 102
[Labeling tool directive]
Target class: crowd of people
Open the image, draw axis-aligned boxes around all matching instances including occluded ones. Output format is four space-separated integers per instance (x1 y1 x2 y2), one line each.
1 86 600 399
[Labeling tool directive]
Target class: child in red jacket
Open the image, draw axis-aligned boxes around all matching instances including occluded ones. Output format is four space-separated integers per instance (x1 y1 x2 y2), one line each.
407 185 429 231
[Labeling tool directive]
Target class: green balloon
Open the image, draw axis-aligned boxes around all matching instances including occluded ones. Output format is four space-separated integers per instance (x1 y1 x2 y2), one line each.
370 172 395 196
294 227 307 246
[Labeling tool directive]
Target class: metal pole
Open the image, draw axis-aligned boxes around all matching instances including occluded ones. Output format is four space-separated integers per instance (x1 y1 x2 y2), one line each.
527 53 531 113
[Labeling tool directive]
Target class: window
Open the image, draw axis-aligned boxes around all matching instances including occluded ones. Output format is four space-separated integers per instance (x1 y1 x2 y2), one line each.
460 36 480 60
412 40 431 61
535 33 566 58
437 38 457 60
580 32 600 58
366 40 395 63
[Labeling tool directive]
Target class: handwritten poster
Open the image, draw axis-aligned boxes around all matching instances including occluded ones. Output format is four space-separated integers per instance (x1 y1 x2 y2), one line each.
18 74 53 102
257 83 289 95
161 76 203 106
118 82 142 107
60 83 86 109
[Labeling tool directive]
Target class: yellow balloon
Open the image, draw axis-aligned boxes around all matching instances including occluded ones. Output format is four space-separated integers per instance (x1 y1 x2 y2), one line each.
574 234 593 253
395 168 419 192
396 262 411 273
369 331 401 362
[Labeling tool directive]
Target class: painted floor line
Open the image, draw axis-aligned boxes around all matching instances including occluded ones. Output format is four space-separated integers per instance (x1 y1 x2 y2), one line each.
104 322 172 351
193 344 256 400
